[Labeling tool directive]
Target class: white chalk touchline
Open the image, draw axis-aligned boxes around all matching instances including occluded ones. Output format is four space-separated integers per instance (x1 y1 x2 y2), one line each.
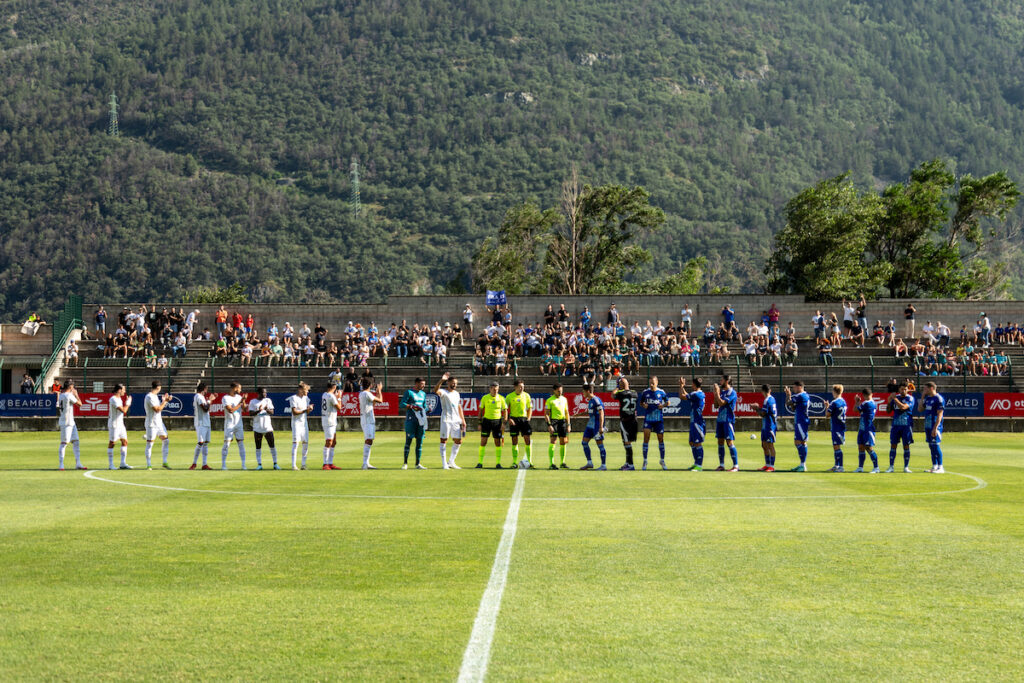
82 469 986 502
458 466 525 683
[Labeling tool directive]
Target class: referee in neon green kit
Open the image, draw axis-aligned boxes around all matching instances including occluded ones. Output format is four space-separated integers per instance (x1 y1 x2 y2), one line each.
477 381 509 468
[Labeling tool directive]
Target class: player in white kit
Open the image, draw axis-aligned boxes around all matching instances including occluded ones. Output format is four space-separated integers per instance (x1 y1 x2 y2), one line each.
320 382 343 469
249 387 279 470
57 380 85 470
106 383 132 469
190 382 213 469
358 376 384 469
220 381 247 469
434 372 467 469
144 380 172 470
287 382 314 469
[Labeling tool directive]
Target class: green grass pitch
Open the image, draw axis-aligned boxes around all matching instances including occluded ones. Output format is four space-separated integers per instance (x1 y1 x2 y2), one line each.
1 430 1022 680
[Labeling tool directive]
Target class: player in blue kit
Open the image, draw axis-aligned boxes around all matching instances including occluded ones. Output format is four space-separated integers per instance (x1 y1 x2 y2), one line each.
887 382 915 473
758 384 777 472
712 375 739 472
921 381 946 473
578 384 608 471
784 380 811 471
639 376 668 470
678 377 705 471
827 384 847 472
854 388 880 473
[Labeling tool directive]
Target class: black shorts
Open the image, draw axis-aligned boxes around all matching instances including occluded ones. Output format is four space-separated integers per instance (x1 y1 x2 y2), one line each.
480 418 504 439
509 417 532 438
548 419 568 438
618 416 639 443
843 320 853 329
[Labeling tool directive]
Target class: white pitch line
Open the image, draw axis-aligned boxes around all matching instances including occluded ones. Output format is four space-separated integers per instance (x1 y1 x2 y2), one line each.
458 467 526 683
82 469 986 502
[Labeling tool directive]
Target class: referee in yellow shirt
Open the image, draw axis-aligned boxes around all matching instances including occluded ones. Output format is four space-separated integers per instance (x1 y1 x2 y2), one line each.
545 382 570 469
477 381 509 468
506 379 533 468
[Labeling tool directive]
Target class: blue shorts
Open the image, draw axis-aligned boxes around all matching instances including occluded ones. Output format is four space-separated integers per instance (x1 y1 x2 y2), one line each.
925 424 942 444
689 422 706 444
761 428 776 444
831 429 846 446
793 420 809 442
890 425 914 447
857 429 875 447
644 420 664 435
582 426 604 441
715 421 735 441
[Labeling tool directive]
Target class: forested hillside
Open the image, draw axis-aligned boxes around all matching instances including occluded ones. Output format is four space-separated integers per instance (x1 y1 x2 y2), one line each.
3 0 1024 318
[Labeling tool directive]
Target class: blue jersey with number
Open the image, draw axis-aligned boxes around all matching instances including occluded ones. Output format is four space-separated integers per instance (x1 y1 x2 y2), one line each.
587 395 604 430
828 397 847 432
923 393 945 434
761 395 777 432
717 388 737 424
858 399 876 432
640 388 667 422
889 394 915 428
688 390 705 428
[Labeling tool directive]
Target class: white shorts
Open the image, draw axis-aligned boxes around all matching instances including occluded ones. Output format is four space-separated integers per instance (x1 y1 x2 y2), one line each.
361 420 376 440
145 421 167 441
322 421 337 440
223 424 244 442
59 424 79 442
108 425 128 442
194 425 211 443
440 421 464 440
292 426 309 443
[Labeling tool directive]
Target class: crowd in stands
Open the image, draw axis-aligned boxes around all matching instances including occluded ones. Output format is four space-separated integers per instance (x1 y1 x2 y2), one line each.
81 301 1020 380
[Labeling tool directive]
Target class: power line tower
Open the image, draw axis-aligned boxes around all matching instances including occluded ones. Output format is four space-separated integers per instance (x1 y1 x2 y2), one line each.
107 92 119 136
349 156 361 218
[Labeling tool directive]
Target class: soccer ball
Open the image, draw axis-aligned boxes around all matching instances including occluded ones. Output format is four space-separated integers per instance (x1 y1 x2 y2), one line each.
750 434 757 440
518 459 530 469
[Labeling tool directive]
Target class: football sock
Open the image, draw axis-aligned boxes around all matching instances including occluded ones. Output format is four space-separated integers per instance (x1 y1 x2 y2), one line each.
200 444 207 466
548 443 555 465
415 438 423 465
238 443 246 468
291 443 299 468
658 442 665 461
58 443 66 469
559 444 566 464
858 451 866 468
625 444 634 465
933 444 943 467
478 445 485 465
451 442 461 464
597 442 606 465
145 442 153 467
108 447 114 469
404 437 412 464
222 443 230 468
270 447 277 465
161 439 169 464
255 448 262 467
835 449 843 467
301 443 308 467
511 444 519 462
193 445 201 465
729 445 738 466
364 444 372 466
582 442 592 463
797 444 808 464
525 444 532 465
121 445 128 467
440 442 448 465
764 451 771 466
642 443 649 463
70 442 80 467
693 446 703 466
718 445 726 465
868 448 878 467
903 449 911 467
889 447 897 467
494 446 502 466
323 446 330 466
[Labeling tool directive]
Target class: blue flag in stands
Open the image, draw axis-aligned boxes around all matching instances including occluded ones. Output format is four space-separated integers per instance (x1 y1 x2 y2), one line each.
486 290 507 306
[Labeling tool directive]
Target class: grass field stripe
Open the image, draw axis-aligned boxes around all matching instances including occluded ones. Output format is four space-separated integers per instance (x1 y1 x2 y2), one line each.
82 469 986 502
458 467 526 683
